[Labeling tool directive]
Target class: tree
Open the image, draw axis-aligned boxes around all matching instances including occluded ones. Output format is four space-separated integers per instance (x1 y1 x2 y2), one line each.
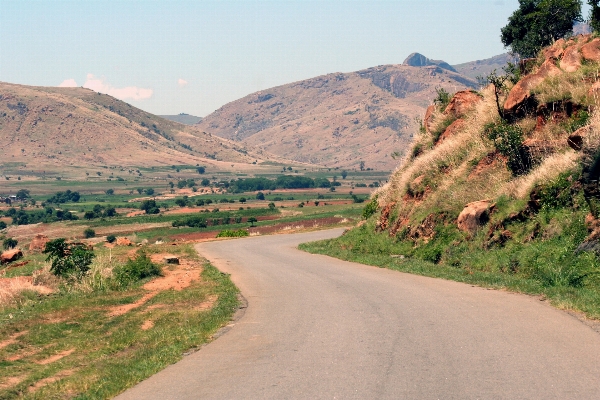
84 211 96 220
268 202 276 210
144 188 155 196
341 170 348 179
0 221 6 230
239 197 247 203
44 238 95 279
589 0 600 32
15 189 30 200
3 238 18 249
136 188 144 194
84 228 96 238
140 199 160 214
256 192 265 200
501 0 582 58
359 161 365 171
105 189 114 195
197 166 206 174
248 217 257 227
175 198 187 207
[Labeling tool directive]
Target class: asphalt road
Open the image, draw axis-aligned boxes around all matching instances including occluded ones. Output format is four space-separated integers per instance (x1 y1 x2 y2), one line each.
117 229 600 399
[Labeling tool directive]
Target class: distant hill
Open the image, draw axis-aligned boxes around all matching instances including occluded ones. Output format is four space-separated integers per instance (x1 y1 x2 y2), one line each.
453 53 517 80
159 113 202 125
403 53 457 73
196 61 478 170
0 82 259 177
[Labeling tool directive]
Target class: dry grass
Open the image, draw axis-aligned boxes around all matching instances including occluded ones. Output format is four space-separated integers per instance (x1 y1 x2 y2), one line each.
534 64 600 106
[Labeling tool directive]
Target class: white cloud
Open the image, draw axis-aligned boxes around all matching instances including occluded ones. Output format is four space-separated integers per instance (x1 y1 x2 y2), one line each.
178 78 188 87
83 73 153 100
58 79 78 87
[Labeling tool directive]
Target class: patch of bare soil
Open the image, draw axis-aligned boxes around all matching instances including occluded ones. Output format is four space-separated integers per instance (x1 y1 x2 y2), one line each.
140 320 154 331
108 255 202 317
36 348 75 365
249 217 346 235
0 375 27 390
193 295 218 312
170 231 219 242
0 330 28 350
28 369 75 393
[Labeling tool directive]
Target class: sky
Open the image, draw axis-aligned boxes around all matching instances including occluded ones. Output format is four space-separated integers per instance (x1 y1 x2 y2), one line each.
0 0 580 117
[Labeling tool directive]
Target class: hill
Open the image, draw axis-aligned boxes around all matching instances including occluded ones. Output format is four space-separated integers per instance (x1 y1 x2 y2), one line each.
159 113 203 125
452 53 516 80
0 82 260 177
303 34 600 320
196 61 478 171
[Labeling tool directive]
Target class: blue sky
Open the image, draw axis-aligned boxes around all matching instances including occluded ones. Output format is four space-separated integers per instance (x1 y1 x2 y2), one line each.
0 0 556 116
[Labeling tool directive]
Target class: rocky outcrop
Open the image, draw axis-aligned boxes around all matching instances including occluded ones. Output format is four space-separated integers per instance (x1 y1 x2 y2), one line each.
457 200 495 233
116 237 134 246
522 139 559 162
443 90 482 118
560 44 582 72
403 53 457 73
1 249 23 264
504 60 562 115
423 105 436 134
568 125 591 151
437 119 466 145
581 38 600 62
543 39 565 60
29 234 49 252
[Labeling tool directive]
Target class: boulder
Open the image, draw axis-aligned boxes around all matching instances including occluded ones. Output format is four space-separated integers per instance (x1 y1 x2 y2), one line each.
116 237 133 246
457 200 494 233
567 125 591 151
437 119 466 145
559 44 582 72
443 90 482 119
522 139 559 161
1 249 23 264
581 38 600 62
543 39 565 61
504 60 561 114
29 234 49 252
423 105 436 134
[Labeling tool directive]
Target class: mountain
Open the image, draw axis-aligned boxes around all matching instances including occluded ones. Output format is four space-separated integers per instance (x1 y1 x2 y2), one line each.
159 113 202 125
403 52 457 73
0 82 259 177
196 61 478 171
452 53 517 80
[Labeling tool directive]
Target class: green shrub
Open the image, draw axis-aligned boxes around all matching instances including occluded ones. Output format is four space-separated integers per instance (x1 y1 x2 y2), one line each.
362 196 378 219
84 228 96 238
0 221 7 230
106 234 117 243
433 87 451 110
430 116 456 143
44 238 95 279
3 237 18 249
483 121 530 175
113 253 162 286
216 229 250 238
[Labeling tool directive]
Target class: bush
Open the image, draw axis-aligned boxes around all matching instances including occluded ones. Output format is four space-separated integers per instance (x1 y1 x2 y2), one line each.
113 253 162 286
433 87 451 110
216 229 249 238
362 196 378 219
483 121 530 175
44 238 95 279
3 238 18 249
84 228 96 238
0 221 6 230
106 234 117 243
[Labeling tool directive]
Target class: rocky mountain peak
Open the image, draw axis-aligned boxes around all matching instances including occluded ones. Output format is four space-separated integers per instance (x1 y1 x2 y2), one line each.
403 53 457 73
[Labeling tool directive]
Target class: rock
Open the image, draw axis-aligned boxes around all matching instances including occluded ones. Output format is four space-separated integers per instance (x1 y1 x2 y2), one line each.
116 237 133 246
436 119 466 145
443 90 482 118
457 200 494 233
522 139 559 161
1 249 23 264
568 125 591 151
504 60 562 115
559 44 582 72
581 38 600 62
164 256 179 264
543 39 565 61
29 234 49 252
423 105 436 134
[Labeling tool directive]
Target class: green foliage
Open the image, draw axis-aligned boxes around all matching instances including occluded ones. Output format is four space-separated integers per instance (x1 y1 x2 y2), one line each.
430 116 456 142
84 228 96 239
268 202 276 210
561 110 590 133
484 121 530 175
106 234 117 243
47 189 80 204
362 196 378 219
140 200 160 214
3 238 18 250
197 166 206 174
501 0 583 58
534 172 575 211
10 208 78 225
44 238 95 279
589 0 600 32
433 87 451 110
216 229 249 238
113 252 162 286
15 189 30 200
248 217 258 226
256 192 265 200
478 69 510 120
172 216 208 228
0 221 6 230
144 188 155 196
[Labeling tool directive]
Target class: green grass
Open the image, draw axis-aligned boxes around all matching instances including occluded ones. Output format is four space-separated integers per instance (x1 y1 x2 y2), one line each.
0 246 239 398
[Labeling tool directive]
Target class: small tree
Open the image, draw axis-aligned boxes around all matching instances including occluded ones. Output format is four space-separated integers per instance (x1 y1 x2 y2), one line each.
0 221 7 230
44 238 95 279
248 217 257 227
359 161 365 171
105 189 114 195
268 202 276 210
341 170 348 179
84 228 96 238
3 238 18 249
144 188 155 196
256 192 265 200
15 189 30 201
590 0 600 32
239 197 247 203
106 234 117 243
140 199 160 214
197 166 206 174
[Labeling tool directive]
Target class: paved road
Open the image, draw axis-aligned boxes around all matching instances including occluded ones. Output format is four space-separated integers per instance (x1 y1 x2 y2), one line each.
118 229 600 399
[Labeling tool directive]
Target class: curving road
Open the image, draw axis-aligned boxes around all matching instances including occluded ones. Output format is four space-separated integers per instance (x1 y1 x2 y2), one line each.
118 229 600 399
